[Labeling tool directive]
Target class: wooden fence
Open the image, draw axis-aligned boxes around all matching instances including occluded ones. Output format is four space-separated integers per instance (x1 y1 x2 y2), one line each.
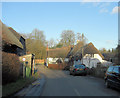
35 59 44 64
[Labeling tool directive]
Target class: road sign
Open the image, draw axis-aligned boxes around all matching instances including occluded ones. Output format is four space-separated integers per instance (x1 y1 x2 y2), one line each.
22 58 26 61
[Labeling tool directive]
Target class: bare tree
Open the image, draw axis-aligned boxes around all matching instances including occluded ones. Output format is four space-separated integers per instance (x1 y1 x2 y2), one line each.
28 29 46 44
48 38 56 48
60 30 75 46
76 32 88 45
26 28 47 59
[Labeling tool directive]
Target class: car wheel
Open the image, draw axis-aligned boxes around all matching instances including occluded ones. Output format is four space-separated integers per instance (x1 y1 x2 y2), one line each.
84 73 87 76
105 80 110 88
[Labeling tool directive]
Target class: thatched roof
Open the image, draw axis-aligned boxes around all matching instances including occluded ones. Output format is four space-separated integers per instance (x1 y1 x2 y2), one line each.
8 27 22 40
0 20 23 49
48 46 71 58
68 41 84 57
75 42 104 59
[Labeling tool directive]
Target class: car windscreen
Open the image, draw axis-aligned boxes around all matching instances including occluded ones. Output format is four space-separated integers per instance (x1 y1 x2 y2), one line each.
74 65 85 69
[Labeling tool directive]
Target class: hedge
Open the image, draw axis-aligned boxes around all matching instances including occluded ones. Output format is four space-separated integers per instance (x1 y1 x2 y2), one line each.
2 52 21 85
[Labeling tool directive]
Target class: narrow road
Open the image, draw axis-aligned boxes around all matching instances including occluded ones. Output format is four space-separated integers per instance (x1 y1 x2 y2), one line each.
37 65 120 96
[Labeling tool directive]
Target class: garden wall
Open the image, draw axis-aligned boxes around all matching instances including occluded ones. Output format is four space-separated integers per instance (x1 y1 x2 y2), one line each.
48 63 66 70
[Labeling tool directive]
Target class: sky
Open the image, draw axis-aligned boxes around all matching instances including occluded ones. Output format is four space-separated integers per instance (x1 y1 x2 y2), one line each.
1 2 119 50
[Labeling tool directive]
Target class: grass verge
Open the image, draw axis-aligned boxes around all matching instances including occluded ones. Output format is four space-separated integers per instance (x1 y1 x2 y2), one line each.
2 72 39 97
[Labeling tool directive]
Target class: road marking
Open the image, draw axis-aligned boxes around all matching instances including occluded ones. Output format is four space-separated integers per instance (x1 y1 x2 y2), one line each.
74 89 81 96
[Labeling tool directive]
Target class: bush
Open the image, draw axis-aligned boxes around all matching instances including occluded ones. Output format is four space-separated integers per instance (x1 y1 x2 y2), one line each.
2 52 21 85
88 67 108 79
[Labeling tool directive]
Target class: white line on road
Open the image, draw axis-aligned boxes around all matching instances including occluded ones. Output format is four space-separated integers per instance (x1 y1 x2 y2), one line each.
74 89 81 96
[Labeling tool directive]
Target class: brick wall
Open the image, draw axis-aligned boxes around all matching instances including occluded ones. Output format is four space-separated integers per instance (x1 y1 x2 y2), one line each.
48 63 65 70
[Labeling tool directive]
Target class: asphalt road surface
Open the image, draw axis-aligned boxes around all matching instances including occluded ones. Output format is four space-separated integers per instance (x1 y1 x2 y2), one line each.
37 65 120 96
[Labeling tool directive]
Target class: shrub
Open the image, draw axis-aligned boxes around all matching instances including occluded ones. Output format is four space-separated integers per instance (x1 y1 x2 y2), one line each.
88 67 108 79
2 52 21 85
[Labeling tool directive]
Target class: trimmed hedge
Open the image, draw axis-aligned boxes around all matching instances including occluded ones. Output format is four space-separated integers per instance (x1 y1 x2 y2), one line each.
2 52 21 85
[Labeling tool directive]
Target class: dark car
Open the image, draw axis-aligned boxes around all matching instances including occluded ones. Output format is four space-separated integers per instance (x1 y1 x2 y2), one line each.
69 64 87 76
104 65 120 90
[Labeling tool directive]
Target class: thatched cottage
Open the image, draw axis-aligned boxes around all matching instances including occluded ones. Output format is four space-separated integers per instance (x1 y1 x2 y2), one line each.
1 20 26 55
67 42 112 68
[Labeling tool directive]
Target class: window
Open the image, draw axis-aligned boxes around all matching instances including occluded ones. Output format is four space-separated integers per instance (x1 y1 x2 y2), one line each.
74 65 85 68
74 60 81 65
107 66 113 72
113 67 119 74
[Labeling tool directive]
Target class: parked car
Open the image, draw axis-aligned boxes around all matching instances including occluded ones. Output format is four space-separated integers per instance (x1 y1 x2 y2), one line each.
69 64 87 76
104 65 120 90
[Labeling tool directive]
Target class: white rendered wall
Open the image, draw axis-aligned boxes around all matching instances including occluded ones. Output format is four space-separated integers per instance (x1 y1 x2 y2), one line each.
82 54 102 68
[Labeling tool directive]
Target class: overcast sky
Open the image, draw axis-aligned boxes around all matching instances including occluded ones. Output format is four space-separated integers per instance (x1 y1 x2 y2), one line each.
1 2 119 50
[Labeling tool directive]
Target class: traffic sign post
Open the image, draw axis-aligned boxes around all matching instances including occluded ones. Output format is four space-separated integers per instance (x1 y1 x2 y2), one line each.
22 57 26 78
